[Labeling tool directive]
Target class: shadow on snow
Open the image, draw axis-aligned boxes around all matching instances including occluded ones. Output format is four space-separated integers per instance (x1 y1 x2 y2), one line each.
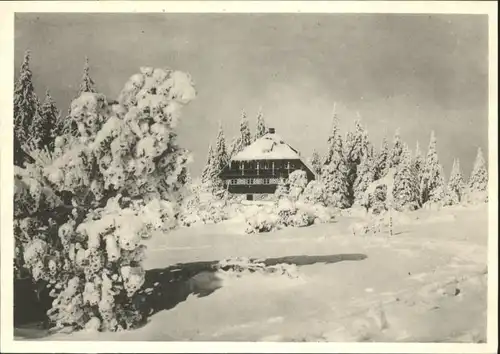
134 253 367 325
14 253 367 335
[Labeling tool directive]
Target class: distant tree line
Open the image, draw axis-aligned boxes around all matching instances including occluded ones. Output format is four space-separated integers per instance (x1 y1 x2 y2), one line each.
14 51 98 167
200 102 488 211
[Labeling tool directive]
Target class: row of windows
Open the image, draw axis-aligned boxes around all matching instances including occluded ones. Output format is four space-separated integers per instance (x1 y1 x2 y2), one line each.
231 161 297 170
229 178 280 185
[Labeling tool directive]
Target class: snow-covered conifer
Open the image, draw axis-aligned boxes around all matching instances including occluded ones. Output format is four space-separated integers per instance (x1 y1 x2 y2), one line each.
254 109 267 140
321 112 349 208
375 136 389 180
79 57 97 95
323 106 340 166
412 141 424 179
201 143 215 185
15 66 196 332
309 149 322 177
227 136 241 160
393 144 420 211
445 158 465 205
214 122 228 173
14 50 40 145
239 110 252 148
469 147 488 192
30 90 60 151
342 120 370 205
353 154 376 204
229 111 252 157
390 129 404 169
58 57 99 136
420 131 446 205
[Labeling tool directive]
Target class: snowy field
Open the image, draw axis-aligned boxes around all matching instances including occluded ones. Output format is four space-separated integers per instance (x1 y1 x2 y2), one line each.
15 203 488 342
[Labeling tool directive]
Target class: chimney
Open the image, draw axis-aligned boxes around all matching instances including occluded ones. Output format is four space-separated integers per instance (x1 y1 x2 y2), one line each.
268 127 275 134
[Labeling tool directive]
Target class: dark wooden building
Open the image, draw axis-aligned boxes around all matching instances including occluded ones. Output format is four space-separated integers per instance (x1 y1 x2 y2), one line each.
219 128 316 198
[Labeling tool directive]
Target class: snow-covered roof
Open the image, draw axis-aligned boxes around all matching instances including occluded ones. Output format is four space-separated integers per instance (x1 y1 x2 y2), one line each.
232 133 301 161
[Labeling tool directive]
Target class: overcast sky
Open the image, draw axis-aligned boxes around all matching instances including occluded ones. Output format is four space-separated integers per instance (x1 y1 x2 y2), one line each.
15 13 488 177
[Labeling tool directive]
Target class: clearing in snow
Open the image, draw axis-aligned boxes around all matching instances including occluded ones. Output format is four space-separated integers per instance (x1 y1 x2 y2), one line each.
14 203 488 342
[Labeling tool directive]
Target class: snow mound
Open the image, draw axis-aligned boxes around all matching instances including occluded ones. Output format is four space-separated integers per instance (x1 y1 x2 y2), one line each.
215 257 300 279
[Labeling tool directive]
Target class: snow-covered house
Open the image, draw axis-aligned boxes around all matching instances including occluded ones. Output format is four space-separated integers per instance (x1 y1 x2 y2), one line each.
219 128 316 198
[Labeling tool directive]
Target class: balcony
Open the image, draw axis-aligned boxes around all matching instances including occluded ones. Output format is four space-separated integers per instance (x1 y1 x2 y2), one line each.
220 168 296 179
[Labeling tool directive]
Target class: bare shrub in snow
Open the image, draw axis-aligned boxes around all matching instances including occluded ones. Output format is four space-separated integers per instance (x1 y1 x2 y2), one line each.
14 66 196 332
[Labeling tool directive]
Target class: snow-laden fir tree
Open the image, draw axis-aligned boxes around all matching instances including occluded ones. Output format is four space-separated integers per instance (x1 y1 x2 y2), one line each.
14 134 35 167
29 90 60 151
353 153 376 204
201 143 216 186
239 110 252 149
254 109 267 140
227 136 240 160
14 50 40 146
321 115 350 208
228 110 252 157
343 120 369 205
445 158 465 205
389 129 404 169
323 106 340 166
15 66 196 332
309 149 322 177
392 144 420 211
214 122 228 173
375 136 389 180
420 131 446 205
344 120 369 166
79 57 97 95
411 140 424 206
59 57 99 136
469 147 488 192
412 141 424 179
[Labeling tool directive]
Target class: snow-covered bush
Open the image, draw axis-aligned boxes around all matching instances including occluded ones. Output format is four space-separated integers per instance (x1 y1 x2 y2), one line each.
14 66 196 332
274 177 289 202
361 184 388 215
243 205 279 234
288 170 308 201
240 176 336 234
461 188 488 205
300 180 327 206
243 197 330 234
179 180 238 226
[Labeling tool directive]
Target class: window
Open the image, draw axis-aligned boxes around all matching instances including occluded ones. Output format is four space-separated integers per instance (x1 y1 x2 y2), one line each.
263 178 270 185
247 179 254 185
231 179 238 185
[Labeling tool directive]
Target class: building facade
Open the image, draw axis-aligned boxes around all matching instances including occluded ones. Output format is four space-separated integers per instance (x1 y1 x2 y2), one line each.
219 128 316 196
